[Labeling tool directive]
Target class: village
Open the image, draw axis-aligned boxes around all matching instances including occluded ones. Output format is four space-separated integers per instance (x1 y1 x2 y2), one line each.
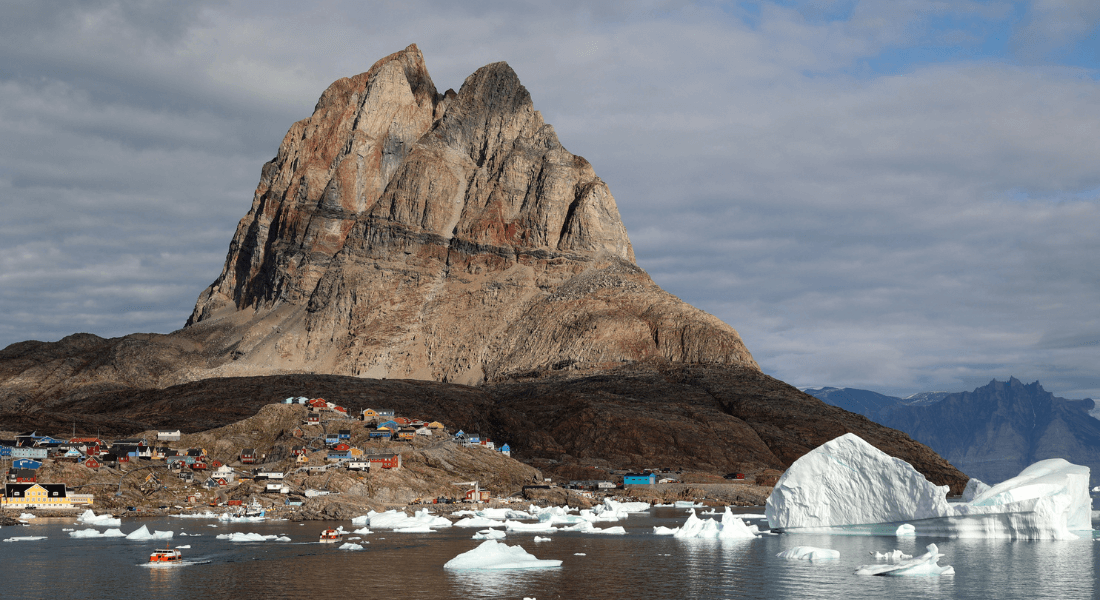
2 398 770 520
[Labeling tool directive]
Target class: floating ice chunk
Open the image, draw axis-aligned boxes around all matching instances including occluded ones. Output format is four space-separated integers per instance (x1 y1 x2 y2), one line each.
776 546 840 560
69 528 126 538
3 536 46 542
963 459 1091 531
961 478 991 502
533 536 552 542
362 509 451 530
352 527 372 535
504 520 557 533
671 508 759 539
62 528 74 532
395 526 435 533
172 511 219 519
78 510 121 527
18 513 35 520
896 524 915 536
339 543 364 551
856 544 955 576
216 532 289 542
873 549 912 562
454 516 502 528
176 545 191 549
443 540 562 570
653 526 679 535
574 553 586 556
126 526 173 540
473 529 506 540
590 526 626 535
766 433 953 530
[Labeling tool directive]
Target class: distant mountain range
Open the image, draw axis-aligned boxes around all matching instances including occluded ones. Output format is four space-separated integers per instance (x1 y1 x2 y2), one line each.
806 379 1100 485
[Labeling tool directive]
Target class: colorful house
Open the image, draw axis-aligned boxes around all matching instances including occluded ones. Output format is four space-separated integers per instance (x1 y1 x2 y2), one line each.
240 449 257 464
623 472 656 485
2 482 93 509
368 454 401 470
500 444 511 457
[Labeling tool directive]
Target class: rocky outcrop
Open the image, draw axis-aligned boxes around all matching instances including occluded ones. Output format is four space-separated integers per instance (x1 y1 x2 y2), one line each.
181 43 754 386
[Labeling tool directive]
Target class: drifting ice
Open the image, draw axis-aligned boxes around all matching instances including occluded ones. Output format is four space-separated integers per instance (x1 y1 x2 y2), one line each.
454 516 502 528
873 549 912 562
856 544 954 576
895 524 915 536
126 526 173 540
69 528 126 538
472 529 507 540
3 536 47 542
775 546 839 560
765 433 1092 540
78 510 121 527
216 532 290 542
354 509 451 530
339 543 364 551
18 513 35 520
443 540 562 570
666 508 758 539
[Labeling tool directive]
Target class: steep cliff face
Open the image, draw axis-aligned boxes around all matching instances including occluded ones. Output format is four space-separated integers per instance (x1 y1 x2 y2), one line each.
182 43 756 385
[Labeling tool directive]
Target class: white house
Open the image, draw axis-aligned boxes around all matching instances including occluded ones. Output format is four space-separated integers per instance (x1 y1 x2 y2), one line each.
157 430 182 442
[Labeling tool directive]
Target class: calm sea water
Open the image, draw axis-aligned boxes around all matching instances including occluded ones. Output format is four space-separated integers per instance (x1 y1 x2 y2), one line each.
2 507 1097 599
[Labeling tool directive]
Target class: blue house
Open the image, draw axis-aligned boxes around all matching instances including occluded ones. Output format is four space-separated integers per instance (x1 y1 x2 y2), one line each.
13 459 42 470
368 430 392 439
499 444 511 457
338 429 351 440
0 447 11 457
623 472 656 485
378 420 398 430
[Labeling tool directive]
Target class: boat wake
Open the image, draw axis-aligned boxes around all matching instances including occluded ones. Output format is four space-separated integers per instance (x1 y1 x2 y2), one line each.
140 559 210 568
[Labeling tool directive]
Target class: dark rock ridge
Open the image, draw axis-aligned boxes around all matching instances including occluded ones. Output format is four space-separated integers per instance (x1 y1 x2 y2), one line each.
0 363 967 494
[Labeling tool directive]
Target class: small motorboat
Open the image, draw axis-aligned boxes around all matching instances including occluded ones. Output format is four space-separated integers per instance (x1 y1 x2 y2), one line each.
149 544 183 563
318 528 344 543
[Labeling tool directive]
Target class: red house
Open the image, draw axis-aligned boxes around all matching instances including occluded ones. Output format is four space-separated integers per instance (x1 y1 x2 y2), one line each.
368 454 401 470
307 414 320 424
192 461 208 470
291 446 307 456
334 443 351 452
240 449 257 464
84 457 100 470
394 417 411 426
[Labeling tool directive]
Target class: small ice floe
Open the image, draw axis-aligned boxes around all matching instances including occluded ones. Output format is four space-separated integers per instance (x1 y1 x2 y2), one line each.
776 546 840 560
352 527 372 535
533 536 551 542
574 553 586 556
653 526 678 535
206 524 219 528
69 529 125 538
354 509 451 530
216 532 290 542
176 545 191 549
18 513 35 520
872 549 913 563
339 543 364 551
171 511 219 519
78 510 121 527
453 516 502 528
561 521 626 534
504 520 557 533
856 544 955 576
896 524 916 536
665 508 759 539
472 529 506 540
396 526 435 533
126 526 173 540
3 536 47 542
62 528 74 532
348 536 361 541
443 540 562 570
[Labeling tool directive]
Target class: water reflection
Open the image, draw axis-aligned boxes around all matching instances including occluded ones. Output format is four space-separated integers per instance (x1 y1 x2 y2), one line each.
447 568 561 599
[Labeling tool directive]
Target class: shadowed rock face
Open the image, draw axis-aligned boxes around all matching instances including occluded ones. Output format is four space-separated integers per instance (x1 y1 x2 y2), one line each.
0 44 755 403
184 43 756 385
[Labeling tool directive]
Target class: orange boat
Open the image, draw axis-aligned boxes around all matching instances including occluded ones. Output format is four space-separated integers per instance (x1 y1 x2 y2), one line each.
318 529 344 543
149 546 182 563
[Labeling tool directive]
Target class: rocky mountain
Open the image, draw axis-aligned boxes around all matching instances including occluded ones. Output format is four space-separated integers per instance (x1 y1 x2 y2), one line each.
878 378 1100 486
0 45 968 492
0 44 754 405
802 387 907 420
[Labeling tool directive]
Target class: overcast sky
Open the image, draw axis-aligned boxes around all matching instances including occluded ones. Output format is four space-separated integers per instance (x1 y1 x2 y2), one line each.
2 1 1098 399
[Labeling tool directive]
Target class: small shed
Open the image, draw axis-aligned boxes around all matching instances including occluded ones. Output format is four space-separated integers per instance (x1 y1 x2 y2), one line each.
240 449 257 464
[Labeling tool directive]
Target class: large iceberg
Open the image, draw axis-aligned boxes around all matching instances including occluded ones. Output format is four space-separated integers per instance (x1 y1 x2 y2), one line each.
443 540 562 570
354 509 452 530
765 433 1091 540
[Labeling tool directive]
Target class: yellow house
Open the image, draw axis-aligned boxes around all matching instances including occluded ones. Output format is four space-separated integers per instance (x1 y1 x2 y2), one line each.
361 409 379 421
349 448 364 457
2 483 92 509
427 421 445 430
